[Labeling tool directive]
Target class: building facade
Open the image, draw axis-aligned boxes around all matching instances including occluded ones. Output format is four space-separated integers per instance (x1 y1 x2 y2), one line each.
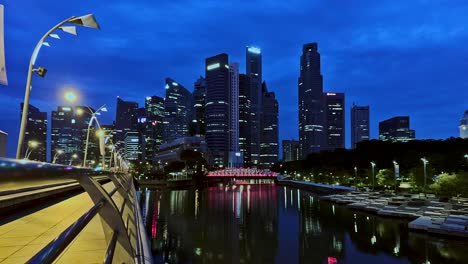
145 96 165 160
298 43 325 159
246 46 262 166
154 136 208 166
351 104 370 148
205 53 230 167
259 82 279 169
238 74 251 166
282 140 300 162
20 103 47 161
324 92 345 151
0 130 7 158
379 116 415 142
460 110 468 139
228 62 240 167
164 78 192 143
115 97 138 142
193 77 206 136
124 131 140 161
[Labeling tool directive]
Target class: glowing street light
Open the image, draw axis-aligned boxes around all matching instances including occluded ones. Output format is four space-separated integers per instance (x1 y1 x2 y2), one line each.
69 153 78 166
24 140 39 159
354 166 358 191
16 14 100 159
421 158 429 198
370 162 376 191
393 161 399 192
64 90 78 103
52 149 64 163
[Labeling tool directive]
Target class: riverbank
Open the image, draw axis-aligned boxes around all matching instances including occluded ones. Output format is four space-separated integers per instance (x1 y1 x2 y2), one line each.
276 179 354 194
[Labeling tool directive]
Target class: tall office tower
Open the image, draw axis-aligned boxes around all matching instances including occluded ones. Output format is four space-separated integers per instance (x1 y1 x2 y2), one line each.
246 46 262 166
115 97 138 142
0 130 7 158
324 92 345 150
124 131 140 161
282 140 300 162
259 82 279 169
351 104 370 148
163 78 192 143
238 74 252 166
205 53 230 167
192 77 206 136
145 96 165 160
20 103 47 161
298 43 325 159
228 62 241 167
51 106 78 165
460 110 468 139
379 116 415 142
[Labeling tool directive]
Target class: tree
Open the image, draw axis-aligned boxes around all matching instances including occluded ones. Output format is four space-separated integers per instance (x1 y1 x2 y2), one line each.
376 169 393 189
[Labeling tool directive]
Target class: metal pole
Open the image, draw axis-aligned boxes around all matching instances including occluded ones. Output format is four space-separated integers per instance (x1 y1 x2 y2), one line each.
423 162 427 197
83 115 94 167
16 17 75 159
371 163 375 191
354 166 357 191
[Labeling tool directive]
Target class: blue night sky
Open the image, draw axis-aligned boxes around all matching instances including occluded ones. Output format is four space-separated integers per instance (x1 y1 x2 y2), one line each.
1 0 468 158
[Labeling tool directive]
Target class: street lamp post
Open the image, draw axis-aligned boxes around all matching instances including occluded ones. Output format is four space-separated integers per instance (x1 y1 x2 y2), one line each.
370 162 376 191
421 158 429 198
393 161 399 193
16 14 100 159
354 166 358 191
69 153 78 166
82 105 107 167
52 149 64 163
24 141 39 159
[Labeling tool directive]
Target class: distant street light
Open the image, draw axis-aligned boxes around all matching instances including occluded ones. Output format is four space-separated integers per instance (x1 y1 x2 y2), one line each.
354 166 358 191
81 105 107 167
24 140 39 159
52 149 64 163
393 161 399 192
421 158 429 198
16 14 100 159
370 162 376 191
69 153 78 166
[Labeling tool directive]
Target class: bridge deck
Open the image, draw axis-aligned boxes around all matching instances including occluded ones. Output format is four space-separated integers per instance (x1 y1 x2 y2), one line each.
0 182 117 264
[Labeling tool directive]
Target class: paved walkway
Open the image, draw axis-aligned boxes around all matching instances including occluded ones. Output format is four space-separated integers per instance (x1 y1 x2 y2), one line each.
0 182 117 264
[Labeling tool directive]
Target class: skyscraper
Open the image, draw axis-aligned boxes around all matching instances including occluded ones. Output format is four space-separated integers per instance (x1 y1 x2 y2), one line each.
124 131 140 161
324 92 345 150
246 46 262 166
0 130 7 158
192 77 206 136
282 140 300 162
205 53 230 167
238 73 252 166
351 104 370 148
460 110 468 139
259 82 279 169
115 97 138 142
163 78 192 143
298 43 325 159
145 96 165 160
228 62 241 167
379 116 415 142
20 103 47 161
51 106 78 165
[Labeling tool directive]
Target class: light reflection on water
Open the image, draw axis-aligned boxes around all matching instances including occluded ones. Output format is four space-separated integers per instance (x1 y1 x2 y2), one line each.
140 184 468 264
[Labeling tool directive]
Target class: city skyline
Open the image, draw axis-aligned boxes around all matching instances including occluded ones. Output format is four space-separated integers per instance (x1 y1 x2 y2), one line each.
2 1 468 158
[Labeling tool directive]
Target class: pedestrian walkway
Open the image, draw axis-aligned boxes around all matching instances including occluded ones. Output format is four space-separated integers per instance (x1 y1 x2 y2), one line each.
0 182 117 264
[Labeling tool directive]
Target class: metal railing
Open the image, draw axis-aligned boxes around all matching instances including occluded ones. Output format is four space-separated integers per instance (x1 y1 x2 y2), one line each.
0 158 152 263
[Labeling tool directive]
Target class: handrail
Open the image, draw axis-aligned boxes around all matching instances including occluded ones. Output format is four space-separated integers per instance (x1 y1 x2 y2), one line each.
27 201 104 264
0 157 153 264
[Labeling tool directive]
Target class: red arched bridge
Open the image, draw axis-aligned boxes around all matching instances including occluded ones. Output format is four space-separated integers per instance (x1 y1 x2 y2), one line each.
206 168 278 179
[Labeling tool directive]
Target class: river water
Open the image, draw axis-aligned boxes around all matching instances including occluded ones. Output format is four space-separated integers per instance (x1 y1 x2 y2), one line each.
139 183 468 264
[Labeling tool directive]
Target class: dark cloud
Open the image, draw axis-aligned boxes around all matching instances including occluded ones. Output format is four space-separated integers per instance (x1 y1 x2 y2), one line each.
1 0 468 157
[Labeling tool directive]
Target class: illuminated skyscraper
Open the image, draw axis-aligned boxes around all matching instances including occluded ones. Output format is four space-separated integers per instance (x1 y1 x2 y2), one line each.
259 82 279 168
282 140 299 162
324 92 345 150
145 96 165 160
115 97 138 142
298 43 325 159
460 110 468 139
163 78 192 143
205 53 230 167
238 74 251 165
193 77 206 136
228 62 242 167
351 104 370 148
246 46 262 166
20 103 47 161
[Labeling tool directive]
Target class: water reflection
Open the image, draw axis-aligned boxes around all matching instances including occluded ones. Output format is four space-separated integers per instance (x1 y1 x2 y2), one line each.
140 185 468 264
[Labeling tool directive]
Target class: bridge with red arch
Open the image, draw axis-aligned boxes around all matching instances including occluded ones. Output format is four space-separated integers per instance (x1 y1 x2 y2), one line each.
206 168 278 179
